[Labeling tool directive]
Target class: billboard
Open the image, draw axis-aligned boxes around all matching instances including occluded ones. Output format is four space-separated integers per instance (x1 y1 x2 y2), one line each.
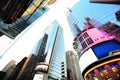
92 39 120 59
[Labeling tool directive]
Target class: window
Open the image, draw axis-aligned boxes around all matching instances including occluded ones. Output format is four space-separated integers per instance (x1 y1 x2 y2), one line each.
86 38 94 45
81 42 87 49
79 36 84 42
83 32 89 39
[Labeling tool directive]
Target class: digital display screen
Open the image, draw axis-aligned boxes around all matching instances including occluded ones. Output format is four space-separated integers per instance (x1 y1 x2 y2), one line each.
92 40 120 59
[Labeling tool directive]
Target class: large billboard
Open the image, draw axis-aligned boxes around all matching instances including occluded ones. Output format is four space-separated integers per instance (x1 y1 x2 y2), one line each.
92 39 120 59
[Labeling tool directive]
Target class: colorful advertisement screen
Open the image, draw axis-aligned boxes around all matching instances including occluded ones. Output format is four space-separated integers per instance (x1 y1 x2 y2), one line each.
92 40 120 59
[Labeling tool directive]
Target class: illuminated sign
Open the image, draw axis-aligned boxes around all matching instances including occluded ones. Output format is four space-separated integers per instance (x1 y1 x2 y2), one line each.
92 40 120 59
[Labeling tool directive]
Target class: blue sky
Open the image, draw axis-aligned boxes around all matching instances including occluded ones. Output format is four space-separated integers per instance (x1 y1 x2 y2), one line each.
70 0 120 30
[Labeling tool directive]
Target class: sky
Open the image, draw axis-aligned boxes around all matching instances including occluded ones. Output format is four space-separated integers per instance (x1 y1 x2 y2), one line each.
0 0 79 70
70 0 120 30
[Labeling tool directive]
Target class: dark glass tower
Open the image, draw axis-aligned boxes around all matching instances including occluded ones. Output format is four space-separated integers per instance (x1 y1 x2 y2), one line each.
0 0 49 38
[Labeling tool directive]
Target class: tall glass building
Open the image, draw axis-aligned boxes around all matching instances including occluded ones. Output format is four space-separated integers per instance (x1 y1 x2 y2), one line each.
0 0 49 39
0 21 67 80
66 8 81 37
39 20 67 80
67 0 120 80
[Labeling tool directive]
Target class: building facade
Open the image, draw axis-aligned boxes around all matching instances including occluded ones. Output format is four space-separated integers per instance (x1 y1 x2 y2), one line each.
66 8 81 37
72 23 120 80
40 20 67 80
98 22 120 36
0 0 49 38
66 51 82 80
83 50 120 80
66 1 120 80
1 21 67 80
73 25 120 80
67 0 120 30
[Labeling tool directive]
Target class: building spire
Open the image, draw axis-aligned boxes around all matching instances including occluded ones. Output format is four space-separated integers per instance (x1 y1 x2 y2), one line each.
67 7 72 12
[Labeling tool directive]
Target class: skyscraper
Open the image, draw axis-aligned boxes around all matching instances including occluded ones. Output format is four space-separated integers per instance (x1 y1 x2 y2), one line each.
2 20 67 80
37 20 67 80
66 51 82 80
44 21 67 80
66 8 81 37
0 0 49 38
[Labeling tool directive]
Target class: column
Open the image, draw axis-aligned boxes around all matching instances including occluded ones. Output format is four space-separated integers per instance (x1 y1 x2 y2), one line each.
105 65 119 80
94 69 103 80
88 73 94 80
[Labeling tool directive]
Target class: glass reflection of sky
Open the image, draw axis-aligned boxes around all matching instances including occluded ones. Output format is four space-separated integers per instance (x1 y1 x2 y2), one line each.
70 0 120 30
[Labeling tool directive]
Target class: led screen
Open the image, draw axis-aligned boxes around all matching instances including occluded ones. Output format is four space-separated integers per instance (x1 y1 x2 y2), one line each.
92 40 120 59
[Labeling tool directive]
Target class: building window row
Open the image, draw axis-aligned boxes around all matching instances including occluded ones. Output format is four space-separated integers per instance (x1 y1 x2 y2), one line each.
81 38 94 49
79 32 94 49
86 38 94 45
81 41 88 49
79 36 84 42
79 32 89 42
83 32 89 39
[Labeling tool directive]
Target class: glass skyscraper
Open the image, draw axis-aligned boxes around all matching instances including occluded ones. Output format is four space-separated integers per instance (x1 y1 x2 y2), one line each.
0 0 49 39
40 20 67 80
0 21 67 80
66 8 81 37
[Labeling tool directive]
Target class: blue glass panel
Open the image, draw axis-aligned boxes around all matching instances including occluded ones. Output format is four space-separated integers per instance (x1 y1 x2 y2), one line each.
92 40 120 59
